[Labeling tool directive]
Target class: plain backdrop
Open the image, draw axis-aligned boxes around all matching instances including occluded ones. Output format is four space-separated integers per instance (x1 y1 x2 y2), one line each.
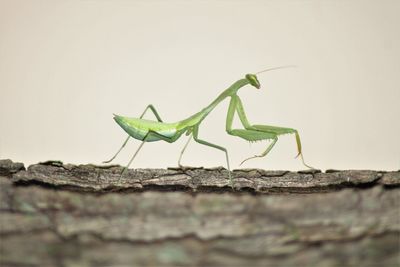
1 0 399 171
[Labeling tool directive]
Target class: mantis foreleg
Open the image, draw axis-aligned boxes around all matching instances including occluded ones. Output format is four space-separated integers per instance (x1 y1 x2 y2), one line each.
249 125 313 168
192 125 233 187
239 136 277 165
226 95 312 168
104 104 163 163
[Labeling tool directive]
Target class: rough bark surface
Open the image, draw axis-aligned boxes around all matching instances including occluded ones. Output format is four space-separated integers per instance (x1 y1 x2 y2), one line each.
0 159 399 267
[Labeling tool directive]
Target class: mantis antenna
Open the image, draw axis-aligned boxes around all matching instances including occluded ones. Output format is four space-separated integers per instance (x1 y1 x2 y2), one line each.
255 65 297 75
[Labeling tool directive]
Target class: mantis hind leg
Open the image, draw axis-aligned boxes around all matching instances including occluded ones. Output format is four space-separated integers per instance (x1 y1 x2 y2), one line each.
192 126 233 188
121 130 181 176
139 104 163 122
103 136 130 164
103 104 164 164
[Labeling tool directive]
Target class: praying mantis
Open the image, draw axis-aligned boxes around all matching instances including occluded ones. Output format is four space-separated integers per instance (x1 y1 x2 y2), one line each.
104 66 313 186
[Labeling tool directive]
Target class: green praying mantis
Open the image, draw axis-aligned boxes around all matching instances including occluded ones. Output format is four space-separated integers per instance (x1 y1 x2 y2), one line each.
104 66 313 186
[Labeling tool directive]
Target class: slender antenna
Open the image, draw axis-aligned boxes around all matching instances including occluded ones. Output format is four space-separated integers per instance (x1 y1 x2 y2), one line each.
255 65 297 75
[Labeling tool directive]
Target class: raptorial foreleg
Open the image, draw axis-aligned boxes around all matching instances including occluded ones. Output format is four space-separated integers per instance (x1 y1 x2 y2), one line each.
249 125 313 168
226 95 313 168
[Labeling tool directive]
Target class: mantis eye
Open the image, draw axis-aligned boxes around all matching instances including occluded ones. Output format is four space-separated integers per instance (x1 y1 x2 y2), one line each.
245 74 260 89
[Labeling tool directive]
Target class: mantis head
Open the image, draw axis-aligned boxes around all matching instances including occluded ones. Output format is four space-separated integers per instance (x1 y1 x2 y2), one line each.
245 74 260 89
248 65 297 90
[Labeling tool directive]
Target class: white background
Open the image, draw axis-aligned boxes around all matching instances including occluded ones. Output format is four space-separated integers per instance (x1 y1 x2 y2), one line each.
1 0 399 171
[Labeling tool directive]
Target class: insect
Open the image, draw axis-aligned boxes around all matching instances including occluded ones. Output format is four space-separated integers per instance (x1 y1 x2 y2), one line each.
104 66 313 187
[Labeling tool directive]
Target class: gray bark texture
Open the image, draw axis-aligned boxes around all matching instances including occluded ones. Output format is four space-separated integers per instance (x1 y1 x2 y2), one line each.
0 159 399 267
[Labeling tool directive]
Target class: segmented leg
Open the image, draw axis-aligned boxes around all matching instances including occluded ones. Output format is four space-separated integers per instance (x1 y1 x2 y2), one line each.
239 133 278 166
226 128 278 165
121 129 182 176
178 134 192 167
139 104 163 122
104 104 163 163
226 95 313 168
192 126 233 188
103 136 130 163
250 125 312 168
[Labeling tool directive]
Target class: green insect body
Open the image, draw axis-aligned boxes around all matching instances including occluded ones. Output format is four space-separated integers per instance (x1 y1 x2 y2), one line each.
114 116 181 142
105 67 312 188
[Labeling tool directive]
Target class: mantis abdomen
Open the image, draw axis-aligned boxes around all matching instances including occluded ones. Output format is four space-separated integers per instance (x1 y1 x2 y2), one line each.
113 114 182 142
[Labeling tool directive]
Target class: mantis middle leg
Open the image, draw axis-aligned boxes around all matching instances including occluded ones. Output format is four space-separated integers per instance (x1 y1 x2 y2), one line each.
177 134 192 167
192 125 233 187
104 104 164 163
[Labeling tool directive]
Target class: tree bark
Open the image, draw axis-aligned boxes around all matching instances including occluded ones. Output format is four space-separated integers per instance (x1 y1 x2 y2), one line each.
0 159 399 267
